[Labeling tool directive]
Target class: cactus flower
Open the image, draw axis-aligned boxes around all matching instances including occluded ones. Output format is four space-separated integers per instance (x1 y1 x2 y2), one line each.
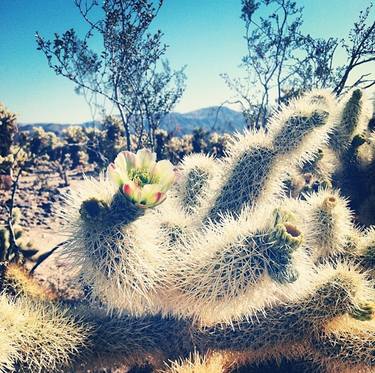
108 149 175 208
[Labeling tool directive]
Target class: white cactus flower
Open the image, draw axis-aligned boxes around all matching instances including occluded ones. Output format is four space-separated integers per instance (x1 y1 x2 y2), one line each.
108 149 175 208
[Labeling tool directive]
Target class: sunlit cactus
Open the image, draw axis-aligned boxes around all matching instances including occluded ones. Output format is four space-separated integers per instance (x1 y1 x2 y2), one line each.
62 175 167 314
57 89 375 370
176 153 217 215
204 93 336 223
0 103 17 190
0 102 17 160
3 88 374 372
312 313 375 371
160 208 308 323
163 351 230 373
302 189 353 260
191 262 373 347
4 263 56 301
0 293 90 373
330 89 372 153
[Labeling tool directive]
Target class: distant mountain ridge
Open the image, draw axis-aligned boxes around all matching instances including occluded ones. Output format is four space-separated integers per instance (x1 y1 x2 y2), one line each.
19 106 246 134
19 121 100 134
161 106 246 133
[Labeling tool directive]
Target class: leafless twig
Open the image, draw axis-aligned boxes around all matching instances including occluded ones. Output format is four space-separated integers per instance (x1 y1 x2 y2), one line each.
30 240 69 275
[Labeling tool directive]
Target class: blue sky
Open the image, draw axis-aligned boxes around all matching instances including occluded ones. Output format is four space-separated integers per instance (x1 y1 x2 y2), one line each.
0 0 372 123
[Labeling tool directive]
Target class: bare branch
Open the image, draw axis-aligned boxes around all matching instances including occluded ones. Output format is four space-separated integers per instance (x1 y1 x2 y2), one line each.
30 240 69 275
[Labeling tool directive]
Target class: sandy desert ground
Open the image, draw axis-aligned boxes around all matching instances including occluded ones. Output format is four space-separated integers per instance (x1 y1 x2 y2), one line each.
0 170 85 300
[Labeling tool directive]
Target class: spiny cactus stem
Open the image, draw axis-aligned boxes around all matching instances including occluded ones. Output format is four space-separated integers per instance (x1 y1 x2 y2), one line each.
80 198 109 220
272 111 329 153
79 192 145 226
111 191 146 222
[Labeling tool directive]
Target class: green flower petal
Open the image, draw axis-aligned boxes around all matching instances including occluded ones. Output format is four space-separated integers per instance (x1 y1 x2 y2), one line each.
108 164 124 186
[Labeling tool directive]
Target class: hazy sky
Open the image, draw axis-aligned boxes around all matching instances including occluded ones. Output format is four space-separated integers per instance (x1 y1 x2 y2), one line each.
0 0 372 123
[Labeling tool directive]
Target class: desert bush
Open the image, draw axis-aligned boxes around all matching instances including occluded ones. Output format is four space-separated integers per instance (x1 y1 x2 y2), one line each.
85 116 126 167
27 127 60 160
159 129 230 164
0 103 17 159
36 0 186 150
61 126 89 169
224 1 375 129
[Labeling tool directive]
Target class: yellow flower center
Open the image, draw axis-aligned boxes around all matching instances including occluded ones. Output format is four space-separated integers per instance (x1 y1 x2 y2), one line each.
128 168 159 187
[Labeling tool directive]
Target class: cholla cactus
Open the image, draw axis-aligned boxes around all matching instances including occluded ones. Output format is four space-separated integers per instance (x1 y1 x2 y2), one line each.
61 126 89 169
175 153 217 216
302 190 353 260
59 89 374 369
0 208 38 264
330 89 372 153
27 127 60 159
0 103 17 188
0 102 17 160
2 89 375 372
0 293 90 373
289 89 375 226
163 351 231 373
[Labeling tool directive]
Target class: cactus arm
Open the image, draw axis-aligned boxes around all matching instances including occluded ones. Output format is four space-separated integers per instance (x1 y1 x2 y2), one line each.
79 311 193 371
1 261 373 372
0 294 90 373
176 154 218 217
206 93 336 223
312 314 375 369
159 207 308 323
192 263 371 350
330 89 372 153
303 190 354 260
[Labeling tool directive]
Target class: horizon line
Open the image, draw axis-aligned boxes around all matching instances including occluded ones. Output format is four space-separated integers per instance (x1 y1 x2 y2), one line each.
18 104 242 125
